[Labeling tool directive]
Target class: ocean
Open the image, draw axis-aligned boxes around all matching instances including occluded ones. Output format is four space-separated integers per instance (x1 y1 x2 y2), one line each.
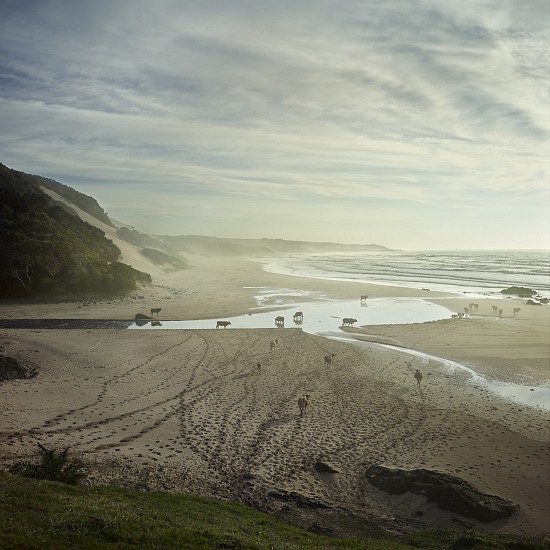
260 249 550 298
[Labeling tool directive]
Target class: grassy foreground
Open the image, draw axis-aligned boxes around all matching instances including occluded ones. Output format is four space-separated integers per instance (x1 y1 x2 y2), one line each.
1 472 548 549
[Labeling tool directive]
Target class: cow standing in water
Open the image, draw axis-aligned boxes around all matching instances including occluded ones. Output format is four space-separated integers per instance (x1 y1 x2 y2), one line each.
298 394 310 417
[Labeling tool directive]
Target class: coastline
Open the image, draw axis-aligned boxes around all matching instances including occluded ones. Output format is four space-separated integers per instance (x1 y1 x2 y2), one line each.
1 253 549 536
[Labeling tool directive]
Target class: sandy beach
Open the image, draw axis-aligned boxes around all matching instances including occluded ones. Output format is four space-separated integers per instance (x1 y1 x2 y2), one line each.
1 252 549 537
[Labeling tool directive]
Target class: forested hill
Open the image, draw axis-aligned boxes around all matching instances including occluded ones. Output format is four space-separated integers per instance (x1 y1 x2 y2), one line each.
0 163 151 298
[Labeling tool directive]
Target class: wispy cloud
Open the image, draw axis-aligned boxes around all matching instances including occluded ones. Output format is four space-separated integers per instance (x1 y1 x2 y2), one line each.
0 0 548 248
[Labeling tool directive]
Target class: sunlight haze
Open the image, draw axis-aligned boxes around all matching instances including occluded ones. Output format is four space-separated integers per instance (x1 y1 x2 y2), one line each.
1 0 548 249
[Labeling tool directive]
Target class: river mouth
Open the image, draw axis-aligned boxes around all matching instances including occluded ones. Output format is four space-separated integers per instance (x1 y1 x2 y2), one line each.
0 297 453 331
1 297 547 411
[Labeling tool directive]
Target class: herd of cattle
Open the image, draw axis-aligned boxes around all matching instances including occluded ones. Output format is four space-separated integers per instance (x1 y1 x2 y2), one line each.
148 295 526 331
143 294 527 417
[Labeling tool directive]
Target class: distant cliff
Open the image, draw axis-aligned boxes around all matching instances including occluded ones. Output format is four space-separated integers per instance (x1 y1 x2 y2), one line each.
156 234 393 257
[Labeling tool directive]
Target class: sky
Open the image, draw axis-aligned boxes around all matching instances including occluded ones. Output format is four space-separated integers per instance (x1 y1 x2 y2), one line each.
0 0 549 250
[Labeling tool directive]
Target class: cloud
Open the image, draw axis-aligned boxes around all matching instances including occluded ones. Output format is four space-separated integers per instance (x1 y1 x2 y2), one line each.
0 0 548 248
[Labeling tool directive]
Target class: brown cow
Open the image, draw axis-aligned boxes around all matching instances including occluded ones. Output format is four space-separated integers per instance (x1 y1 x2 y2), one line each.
414 369 423 388
298 394 310 417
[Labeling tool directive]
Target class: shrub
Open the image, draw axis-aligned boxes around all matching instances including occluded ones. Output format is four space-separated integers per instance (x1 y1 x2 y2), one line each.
9 442 87 485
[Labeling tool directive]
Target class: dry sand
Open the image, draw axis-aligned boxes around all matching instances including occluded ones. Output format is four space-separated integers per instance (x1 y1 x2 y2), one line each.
0 253 549 537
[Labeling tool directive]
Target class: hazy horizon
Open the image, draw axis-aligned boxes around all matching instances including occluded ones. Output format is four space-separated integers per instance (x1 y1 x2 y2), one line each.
1 1 548 250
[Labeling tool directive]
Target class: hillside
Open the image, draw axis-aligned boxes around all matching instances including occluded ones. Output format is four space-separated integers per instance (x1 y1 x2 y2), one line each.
1 473 546 550
0 164 151 298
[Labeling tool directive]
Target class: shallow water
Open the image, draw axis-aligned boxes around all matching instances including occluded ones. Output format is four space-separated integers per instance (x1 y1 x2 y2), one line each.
128 296 452 331
327 333 550 411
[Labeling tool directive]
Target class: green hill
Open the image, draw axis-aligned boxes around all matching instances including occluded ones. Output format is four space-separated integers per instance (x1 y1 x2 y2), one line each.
0 163 151 297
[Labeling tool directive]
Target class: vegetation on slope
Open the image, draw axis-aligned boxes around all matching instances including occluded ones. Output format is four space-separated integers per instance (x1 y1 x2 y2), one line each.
0 163 151 297
140 247 190 270
1 472 548 550
38 174 113 226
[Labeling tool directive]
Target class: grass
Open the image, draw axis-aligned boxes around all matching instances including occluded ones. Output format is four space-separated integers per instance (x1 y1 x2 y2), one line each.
1 472 548 549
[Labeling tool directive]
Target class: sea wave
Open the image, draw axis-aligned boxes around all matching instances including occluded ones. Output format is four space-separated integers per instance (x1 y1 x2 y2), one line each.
261 250 550 297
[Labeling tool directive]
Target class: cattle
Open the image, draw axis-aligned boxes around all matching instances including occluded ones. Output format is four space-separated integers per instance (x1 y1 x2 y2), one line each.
324 352 335 368
256 362 262 374
360 295 368 303
492 305 499 314
216 320 231 329
150 307 162 316
414 369 423 388
498 308 503 318
298 394 310 417
275 316 285 327
513 307 521 316
342 318 357 326
293 311 303 323
270 339 279 352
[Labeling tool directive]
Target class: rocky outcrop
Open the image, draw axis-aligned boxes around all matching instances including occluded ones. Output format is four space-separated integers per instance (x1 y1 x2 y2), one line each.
0 356 38 381
365 465 518 523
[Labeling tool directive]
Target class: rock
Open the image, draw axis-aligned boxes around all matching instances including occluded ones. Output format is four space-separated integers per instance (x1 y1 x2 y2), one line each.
308 522 335 536
314 461 339 474
500 286 536 298
526 299 542 306
0 355 38 381
365 465 518 523
267 489 331 509
134 313 152 319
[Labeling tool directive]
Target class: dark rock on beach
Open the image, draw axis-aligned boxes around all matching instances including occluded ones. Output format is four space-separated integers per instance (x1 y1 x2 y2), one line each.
314 460 340 474
365 465 519 523
134 313 153 320
500 286 537 298
0 355 38 381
